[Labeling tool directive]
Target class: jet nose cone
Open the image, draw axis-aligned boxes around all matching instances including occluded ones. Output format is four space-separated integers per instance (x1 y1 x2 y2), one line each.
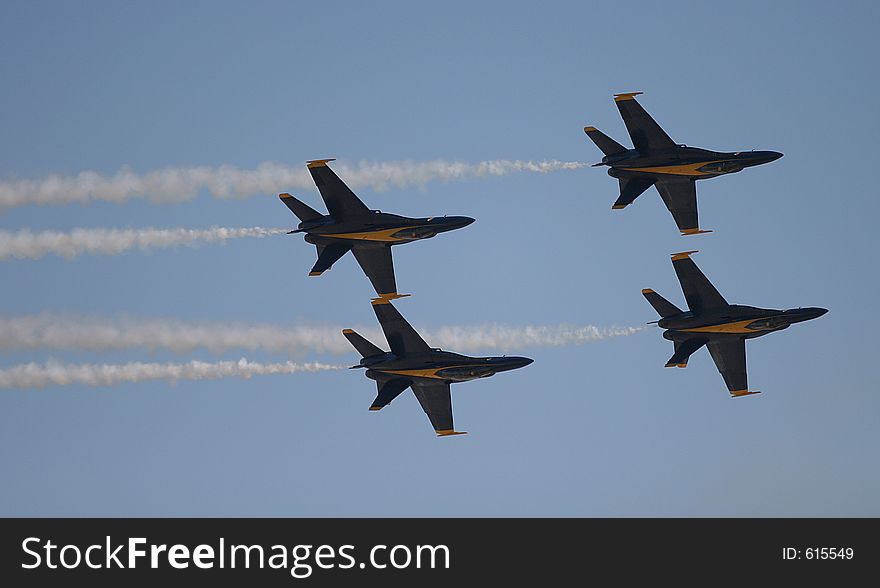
450 216 476 229
807 307 829 319
752 150 783 165
789 307 828 322
506 356 534 370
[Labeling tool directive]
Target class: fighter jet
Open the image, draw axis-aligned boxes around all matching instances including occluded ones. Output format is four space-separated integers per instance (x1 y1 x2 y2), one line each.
643 251 826 396
585 92 783 235
344 299 533 436
280 159 475 300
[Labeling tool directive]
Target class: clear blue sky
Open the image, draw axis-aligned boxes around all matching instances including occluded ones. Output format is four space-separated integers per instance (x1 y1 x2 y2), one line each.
1 0 877 516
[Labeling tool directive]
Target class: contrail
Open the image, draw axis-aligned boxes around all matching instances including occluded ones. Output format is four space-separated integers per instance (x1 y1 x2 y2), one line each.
0 226 286 260
0 315 644 355
0 358 344 389
0 159 587 211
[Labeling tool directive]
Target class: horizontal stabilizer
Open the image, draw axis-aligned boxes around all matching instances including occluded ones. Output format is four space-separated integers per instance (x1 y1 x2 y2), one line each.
584 126 627 156
642 288 682 318
370 378 411 411
665 337 707 368
279 193 323 223
310 242 351 276
342 328 384 359
614 177 655 209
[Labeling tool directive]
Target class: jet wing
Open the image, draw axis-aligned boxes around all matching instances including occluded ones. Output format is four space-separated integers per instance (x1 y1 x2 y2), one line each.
671 251 728 312
410 380 465 436
371 298 431 356
370 377 411 411
706 338 749 395
307 159 371 220
310 242 352 276
351 243 398 299
614 92 677 152
655 178 704 235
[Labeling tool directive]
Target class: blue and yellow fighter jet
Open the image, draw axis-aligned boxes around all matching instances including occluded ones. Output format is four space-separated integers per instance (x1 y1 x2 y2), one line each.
344 299 533 436
585 92 783 235
644 251 826 396
280 159 474 300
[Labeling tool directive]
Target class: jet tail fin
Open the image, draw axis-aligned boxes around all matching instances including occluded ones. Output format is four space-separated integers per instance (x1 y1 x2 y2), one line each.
642 288 682 318
342 329 384 358
584 126 627 156
280 193 323 223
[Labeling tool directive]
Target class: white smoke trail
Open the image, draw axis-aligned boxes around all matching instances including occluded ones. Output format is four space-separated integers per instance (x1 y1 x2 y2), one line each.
0 315 644 355
425 324 645 351
0 159 587 211
0 226 285 260
0 358 344 389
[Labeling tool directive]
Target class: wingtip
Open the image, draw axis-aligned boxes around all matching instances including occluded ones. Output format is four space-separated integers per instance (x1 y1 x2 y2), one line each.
611 204 627 210
342 328 355 335
681 228 713 236
730 389 762 397
584 126 597 133
306 158 337 169
308 271 323 276
279 192 293 199
641 288 655 294
369 406 383 411
436 430 468 437
670 250 699 261
371 293 411 304
614 91 644 102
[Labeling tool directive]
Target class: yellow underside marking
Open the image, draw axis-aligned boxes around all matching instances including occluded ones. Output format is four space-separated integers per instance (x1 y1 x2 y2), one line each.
621 160 723 176
584 126 597 132
377 364 477 380
323 225 422 243
680 319 763 334
380 367 446 379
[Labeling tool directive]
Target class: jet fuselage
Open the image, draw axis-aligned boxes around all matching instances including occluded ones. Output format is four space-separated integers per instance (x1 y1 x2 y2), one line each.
353 351 533 383
601 147 783 180
660 305 828 340
297 213 475 245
